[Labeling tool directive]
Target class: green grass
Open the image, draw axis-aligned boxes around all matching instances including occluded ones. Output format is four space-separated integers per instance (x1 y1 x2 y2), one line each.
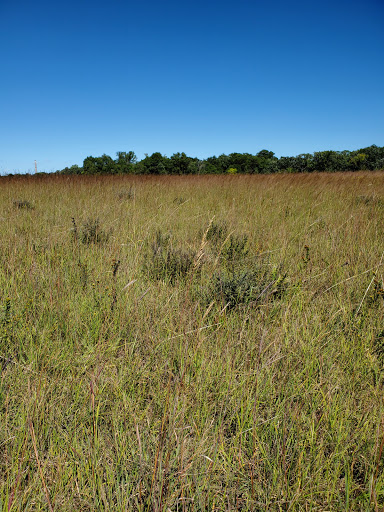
1 172 384 510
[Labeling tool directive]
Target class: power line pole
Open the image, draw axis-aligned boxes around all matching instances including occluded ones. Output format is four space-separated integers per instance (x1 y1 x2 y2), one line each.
34 160 37 174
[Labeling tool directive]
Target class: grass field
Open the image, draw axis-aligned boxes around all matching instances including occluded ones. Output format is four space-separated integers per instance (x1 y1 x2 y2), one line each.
1 172 384 511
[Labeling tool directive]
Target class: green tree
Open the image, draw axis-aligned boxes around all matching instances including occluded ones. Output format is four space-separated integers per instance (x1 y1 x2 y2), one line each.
60 164 82 175
137 152 168 174
83 154 115 174
115 151 137 174
169 152 194 174
255 150 277 173
312 151 341 172
256 149 275 160
227 153 254 173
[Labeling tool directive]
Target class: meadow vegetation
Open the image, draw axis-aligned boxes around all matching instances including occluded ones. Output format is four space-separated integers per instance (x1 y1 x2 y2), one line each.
1 172 384 510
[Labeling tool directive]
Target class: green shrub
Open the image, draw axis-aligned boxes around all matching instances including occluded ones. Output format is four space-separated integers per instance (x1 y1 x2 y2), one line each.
205 221 228 246
207 264 286 310
221 233 249 265
13 199 34 210
144 229 196 284
355 195 384 208
71 217 111 245
116 187 135 200
374 330 384 367
173 196 187 205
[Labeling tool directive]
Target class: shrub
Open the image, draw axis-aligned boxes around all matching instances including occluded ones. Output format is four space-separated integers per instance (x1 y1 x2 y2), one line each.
205 223 248 260
355 195 384 208
143 230 196 284
116 187 135 200
366 277 384 308
221 233 249 266
207 264 286 310
13 200 34 210
173 196 187 205
71 217 111 245
205 221 228 246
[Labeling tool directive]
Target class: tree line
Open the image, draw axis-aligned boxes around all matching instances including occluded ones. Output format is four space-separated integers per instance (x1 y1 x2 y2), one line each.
52 144 384 176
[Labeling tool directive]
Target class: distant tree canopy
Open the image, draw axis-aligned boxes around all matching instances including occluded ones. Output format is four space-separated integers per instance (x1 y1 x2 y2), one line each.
56 145 384 176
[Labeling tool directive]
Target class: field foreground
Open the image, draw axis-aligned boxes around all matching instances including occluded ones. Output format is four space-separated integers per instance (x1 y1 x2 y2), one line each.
1 172 384 511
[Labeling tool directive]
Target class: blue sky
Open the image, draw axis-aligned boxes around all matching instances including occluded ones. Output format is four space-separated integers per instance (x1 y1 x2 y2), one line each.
1 0 383 173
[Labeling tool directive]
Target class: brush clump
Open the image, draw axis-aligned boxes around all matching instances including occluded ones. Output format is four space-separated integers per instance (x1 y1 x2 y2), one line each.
143 229 196 284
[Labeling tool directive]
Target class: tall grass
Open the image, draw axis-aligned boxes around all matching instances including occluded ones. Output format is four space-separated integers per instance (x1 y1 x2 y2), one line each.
0 172 384 510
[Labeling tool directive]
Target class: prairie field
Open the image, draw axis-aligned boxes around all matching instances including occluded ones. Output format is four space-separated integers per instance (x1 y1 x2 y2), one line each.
1 172 384 511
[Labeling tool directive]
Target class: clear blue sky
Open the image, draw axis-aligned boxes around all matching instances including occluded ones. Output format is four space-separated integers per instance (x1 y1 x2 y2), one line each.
1 0 383 173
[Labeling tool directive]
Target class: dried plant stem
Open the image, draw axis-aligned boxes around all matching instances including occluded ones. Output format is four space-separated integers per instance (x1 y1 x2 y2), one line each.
29 421 54 512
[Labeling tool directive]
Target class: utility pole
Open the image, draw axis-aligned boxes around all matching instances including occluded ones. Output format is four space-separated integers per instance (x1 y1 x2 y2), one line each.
34 160 37 174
